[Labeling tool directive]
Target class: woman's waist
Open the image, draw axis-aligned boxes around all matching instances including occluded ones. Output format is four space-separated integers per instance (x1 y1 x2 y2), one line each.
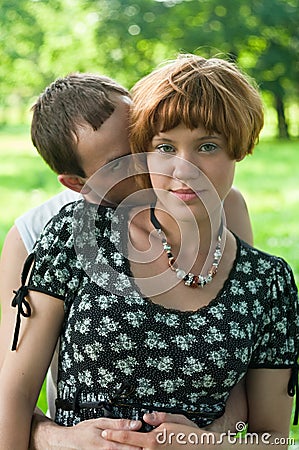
55 381 225 429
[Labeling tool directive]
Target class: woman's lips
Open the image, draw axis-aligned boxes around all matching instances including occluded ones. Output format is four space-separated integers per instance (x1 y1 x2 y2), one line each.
170 189 202 201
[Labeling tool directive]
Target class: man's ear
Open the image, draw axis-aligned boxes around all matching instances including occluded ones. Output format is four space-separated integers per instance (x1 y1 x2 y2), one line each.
57 174 86 193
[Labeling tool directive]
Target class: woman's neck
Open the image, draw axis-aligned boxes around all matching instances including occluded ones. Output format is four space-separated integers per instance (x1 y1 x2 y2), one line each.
152 202 223 247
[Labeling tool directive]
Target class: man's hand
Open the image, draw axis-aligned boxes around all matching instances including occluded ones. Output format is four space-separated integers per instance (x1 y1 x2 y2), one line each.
30 413 142 450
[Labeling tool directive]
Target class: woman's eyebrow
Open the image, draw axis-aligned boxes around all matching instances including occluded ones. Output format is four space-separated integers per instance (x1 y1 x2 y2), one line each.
152 135 222 142
152 137 174 143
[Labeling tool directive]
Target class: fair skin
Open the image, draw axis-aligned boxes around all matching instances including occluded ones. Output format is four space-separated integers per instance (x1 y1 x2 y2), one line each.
0 105 251 449
100 123 293 448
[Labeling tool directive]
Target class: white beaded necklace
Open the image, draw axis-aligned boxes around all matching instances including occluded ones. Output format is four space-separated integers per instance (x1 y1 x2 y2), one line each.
150 206 223 288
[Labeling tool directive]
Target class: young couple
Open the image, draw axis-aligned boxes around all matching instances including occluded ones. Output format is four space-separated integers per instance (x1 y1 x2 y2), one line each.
0 54 297 450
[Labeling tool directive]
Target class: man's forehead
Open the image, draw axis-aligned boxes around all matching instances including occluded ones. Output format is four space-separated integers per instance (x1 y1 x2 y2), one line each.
75 94 131 137
76 104 131 177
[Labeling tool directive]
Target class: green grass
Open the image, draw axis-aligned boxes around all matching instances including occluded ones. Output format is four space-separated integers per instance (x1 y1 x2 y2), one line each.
234 139 299 283
233 139 299 446
0 127 64 247
0 126 61 414
0 127 298 441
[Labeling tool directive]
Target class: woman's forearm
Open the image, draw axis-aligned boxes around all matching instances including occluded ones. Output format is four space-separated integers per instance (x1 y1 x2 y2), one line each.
0 388 34 450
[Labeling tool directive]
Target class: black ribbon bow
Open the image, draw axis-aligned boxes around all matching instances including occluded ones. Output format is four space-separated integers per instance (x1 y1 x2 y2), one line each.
11 253 35 351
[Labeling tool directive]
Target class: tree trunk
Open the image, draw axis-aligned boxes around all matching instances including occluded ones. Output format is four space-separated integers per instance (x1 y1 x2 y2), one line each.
275 94 289 139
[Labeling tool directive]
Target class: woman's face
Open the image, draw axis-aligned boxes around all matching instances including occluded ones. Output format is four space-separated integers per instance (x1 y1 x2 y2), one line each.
147 122 236 222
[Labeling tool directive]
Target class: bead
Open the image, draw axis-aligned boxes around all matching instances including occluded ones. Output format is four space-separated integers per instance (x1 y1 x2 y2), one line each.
168 256 176 267
191 275 199 288
170 261 178 271
198 276 205 287
184 273 195 286
176 269 186 279
210 266 218 277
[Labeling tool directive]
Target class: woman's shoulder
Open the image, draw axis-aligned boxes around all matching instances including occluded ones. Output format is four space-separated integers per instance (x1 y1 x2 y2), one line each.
31 199 87 254
237 237 297 293
42 198 83 231
239 236 288 262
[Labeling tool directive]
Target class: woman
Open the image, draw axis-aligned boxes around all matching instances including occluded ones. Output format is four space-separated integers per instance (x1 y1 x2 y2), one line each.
100 55 299 448
0 55 297 449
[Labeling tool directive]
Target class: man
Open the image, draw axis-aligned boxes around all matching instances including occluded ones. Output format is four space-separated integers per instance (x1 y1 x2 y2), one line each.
0 73 250 449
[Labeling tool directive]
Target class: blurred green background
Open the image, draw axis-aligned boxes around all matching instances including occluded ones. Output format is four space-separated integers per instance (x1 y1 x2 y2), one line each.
1 0 299 138
0 0 298 445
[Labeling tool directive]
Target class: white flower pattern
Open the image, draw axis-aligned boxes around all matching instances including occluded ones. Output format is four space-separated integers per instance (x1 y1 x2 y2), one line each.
27 200 298 429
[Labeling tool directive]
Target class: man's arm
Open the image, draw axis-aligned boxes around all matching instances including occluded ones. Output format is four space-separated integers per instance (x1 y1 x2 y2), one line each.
30 414 142 450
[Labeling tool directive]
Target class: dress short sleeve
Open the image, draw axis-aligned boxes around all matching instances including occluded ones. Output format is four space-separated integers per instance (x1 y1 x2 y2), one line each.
250 258 298 368
28 201 81 299
249 257 299 425
11 202 80 351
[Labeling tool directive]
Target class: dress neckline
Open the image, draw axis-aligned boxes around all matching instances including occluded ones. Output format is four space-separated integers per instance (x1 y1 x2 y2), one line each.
124 213 242 316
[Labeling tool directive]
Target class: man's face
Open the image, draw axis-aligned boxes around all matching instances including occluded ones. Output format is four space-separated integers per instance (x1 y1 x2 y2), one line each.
76 95 138 205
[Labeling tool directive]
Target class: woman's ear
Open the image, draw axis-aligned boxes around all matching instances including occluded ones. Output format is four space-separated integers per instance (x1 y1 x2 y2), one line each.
57 174 86 193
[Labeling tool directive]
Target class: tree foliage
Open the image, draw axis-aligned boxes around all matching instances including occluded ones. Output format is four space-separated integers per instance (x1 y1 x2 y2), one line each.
0 0 298 137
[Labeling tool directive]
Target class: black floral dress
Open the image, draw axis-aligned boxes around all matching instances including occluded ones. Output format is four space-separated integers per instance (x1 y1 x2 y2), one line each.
12 200 299 429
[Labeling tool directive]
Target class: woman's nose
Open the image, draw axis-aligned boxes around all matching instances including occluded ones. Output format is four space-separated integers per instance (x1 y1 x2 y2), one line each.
172 155 199 181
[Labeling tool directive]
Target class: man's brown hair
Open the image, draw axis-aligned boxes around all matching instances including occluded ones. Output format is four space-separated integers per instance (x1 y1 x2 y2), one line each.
31 73 129 176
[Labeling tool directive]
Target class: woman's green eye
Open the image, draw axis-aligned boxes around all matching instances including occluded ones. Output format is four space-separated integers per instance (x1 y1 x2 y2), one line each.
156 144 175 153
199 143 218 153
